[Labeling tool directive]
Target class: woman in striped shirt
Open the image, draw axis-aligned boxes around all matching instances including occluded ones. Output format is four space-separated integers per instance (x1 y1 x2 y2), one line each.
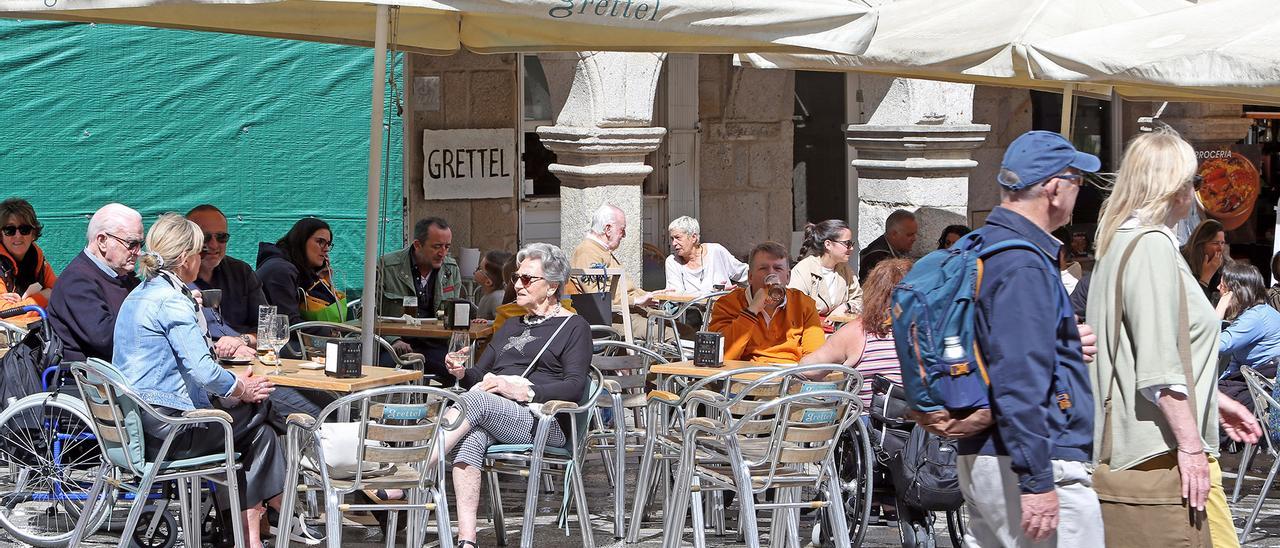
800 258 913 408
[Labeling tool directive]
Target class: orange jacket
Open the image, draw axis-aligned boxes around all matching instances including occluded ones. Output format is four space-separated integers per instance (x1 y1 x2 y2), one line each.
0 243 58 325
709 286 824 364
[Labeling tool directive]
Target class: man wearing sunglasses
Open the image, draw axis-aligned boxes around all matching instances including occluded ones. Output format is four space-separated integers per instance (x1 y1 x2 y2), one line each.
187 205 269 359
48 203 143 363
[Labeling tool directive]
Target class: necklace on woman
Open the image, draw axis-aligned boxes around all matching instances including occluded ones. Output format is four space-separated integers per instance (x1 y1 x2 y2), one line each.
505 303 563 354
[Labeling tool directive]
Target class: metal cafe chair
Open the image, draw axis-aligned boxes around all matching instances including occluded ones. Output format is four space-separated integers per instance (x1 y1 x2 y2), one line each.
643 290 732 361
1233 364 1276 504
67 359 246 548
277 385 467 548
584 340 669 538
661 364 863 548
484 367 606 548
626 364 786 543
1240 364 1280 542
289 320 426 372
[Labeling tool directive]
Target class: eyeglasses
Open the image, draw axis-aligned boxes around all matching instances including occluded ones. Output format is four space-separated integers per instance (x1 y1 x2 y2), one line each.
1191 175 1204 191
105 232 144 251
1054 173 1085 187
828 239 855 249
203 232 230 244
510 273 546 287
1 225 34 237
313 237 333 251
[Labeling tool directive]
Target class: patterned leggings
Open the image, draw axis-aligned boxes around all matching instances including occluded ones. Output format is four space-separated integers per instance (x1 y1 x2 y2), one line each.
448 390 566 468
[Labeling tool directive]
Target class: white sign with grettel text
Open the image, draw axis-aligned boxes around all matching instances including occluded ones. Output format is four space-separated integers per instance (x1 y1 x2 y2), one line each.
422 128 515 200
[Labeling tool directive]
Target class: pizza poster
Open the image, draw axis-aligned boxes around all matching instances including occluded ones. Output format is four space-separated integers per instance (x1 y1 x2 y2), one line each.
1196 144 1263 241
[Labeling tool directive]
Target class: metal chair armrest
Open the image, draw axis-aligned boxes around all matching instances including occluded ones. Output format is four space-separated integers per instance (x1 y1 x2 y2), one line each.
181 408 234 423
602 379 622 393
540 400 581 415
285 413 318 430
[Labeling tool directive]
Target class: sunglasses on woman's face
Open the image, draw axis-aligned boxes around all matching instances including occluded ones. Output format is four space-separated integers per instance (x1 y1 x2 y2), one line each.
510 273 546 287
2 225 34 237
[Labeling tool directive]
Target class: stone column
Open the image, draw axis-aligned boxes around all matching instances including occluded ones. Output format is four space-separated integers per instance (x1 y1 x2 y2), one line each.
846 75 990 259
537 52 666 285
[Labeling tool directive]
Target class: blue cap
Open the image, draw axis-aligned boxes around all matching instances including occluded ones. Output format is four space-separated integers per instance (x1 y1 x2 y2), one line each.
998 131 1101 190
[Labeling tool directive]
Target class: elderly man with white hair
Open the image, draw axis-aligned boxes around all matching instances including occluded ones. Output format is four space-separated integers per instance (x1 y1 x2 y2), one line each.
664 215 747 294
48 203 144 363
569 203 656 307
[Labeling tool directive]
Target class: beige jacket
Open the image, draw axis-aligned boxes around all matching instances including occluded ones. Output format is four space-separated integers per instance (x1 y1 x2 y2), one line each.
788 255 863 315
568 237 645 306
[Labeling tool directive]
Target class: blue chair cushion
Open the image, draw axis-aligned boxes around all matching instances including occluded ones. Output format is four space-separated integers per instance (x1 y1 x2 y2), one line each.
486 444 571 458
139 452 241 476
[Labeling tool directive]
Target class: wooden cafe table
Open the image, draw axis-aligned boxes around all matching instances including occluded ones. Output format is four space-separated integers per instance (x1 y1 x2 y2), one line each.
226 358 422 420
373 318 495 341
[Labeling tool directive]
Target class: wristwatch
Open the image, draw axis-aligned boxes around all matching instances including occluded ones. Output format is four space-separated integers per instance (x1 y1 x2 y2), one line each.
240 334 253 346
526 387 536 403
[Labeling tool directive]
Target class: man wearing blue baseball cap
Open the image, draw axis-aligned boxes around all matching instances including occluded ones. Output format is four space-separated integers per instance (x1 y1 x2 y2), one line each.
958 131 1103 547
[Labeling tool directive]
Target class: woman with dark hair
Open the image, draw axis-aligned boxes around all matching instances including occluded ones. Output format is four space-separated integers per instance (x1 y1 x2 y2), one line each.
1215 262 1280 411
936 224 971 250
0 198 56 324
789 219 863 321
474 250 511 320
1182 219 1227 303
255 218 346 325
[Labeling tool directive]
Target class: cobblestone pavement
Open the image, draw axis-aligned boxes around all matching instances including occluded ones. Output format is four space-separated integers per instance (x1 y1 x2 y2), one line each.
12 449 1280 547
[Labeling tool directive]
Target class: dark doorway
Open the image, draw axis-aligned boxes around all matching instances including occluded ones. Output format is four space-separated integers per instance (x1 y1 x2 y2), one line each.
794 71 848 228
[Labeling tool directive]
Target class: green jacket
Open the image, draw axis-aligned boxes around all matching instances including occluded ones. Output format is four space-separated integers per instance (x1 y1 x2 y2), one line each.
376 245 461 318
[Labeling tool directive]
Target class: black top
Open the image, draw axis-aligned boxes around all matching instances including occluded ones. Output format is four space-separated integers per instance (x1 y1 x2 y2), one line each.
47 251 140 363
462 314 592 434
1069 271 1092 323
256 242 306 326
195 255 268 334
858 234 898 281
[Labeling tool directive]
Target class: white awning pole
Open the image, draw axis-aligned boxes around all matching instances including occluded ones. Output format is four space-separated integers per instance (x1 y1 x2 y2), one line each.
361 4 389 366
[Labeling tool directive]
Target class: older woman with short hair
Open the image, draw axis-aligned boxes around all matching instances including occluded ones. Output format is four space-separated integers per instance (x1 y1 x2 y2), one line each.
664 215 747 294
435 242 592 548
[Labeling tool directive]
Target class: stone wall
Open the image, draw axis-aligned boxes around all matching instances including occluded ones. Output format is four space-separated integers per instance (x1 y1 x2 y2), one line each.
969 86 1034 219
404 51 519 253
696 55 795 258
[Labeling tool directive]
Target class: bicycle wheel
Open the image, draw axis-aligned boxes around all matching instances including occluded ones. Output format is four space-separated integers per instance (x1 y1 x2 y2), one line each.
946 504 969 547
0 392 114 547
817 417 874 547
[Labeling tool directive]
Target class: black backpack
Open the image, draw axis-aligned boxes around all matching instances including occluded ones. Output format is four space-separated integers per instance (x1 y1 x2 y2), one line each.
890 424 965 512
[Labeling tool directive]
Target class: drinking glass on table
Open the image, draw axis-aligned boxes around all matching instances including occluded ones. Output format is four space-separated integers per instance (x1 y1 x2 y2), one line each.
256 305 277 356
265 314 290 375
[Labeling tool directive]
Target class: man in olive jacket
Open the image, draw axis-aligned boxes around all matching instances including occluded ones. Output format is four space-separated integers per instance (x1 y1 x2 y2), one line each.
376 217 460 382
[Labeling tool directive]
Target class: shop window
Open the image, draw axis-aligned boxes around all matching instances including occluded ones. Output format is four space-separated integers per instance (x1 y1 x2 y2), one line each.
521 55 560 197
1030 91 1111 227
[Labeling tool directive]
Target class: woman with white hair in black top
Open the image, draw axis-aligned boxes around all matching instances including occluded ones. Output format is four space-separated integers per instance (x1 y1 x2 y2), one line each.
434 242 591 548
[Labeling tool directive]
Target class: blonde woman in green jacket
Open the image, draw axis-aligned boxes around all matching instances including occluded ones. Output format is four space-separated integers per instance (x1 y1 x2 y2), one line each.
1088 129 1260 547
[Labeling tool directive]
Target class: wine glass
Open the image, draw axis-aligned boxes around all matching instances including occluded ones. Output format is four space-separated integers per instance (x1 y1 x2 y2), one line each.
268 314 290 375
446 332 472 384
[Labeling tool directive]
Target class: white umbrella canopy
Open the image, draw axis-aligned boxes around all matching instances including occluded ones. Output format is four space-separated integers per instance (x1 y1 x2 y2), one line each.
1028 0 1280 106
5 0 879 55
737 0 1189 96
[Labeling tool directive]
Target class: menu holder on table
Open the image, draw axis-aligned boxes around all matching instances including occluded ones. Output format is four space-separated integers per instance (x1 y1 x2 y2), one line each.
325 340 363 378
694 331 724 367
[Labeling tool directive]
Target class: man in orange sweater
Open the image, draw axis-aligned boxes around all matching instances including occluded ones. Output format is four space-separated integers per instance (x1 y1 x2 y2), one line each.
709 241 824 363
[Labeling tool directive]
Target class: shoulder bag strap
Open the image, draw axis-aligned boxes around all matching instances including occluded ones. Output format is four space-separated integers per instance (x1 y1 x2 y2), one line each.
521 317 573 378
1100 229 1197 462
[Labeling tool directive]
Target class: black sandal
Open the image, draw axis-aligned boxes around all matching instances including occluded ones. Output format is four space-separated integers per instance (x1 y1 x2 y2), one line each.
457 540 479 548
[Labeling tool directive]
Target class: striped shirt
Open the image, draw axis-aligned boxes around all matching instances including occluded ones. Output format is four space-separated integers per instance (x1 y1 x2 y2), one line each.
854 332 902 409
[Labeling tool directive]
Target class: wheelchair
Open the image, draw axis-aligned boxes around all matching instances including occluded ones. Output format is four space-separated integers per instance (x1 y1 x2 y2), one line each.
0 306 196 547
815 374 968 548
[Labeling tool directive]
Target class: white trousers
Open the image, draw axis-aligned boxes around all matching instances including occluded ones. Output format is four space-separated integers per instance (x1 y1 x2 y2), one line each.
957 454 1105 548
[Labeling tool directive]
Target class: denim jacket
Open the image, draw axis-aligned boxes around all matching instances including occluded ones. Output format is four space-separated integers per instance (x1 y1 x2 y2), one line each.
112 274 237 411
